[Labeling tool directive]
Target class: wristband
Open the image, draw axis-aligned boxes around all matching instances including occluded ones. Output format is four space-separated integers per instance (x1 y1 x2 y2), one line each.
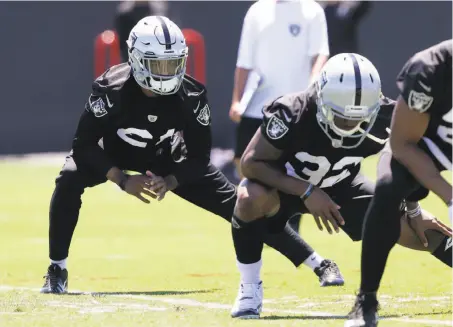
300 184 315 201
406 204 422 219
118 174 130 191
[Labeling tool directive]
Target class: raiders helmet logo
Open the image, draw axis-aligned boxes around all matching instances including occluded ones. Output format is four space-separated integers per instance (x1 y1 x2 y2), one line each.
196 104 210 126
407 90 433 113
89 97 108 118
266 115 289 140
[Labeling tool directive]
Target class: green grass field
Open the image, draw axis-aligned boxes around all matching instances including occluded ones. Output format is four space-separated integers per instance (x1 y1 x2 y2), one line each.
0 155 451 327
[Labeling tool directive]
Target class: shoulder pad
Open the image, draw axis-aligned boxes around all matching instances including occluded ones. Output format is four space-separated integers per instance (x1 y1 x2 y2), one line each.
93 63 131 94
261 91 311 145
180 74 207 98
263 92 304 126
180 75 211 126
269 88 313 124
86 64 131 118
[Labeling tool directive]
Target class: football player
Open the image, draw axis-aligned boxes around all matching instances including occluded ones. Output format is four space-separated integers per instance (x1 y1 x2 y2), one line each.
229 53 452 319
40 16 342 294
345 40 452 327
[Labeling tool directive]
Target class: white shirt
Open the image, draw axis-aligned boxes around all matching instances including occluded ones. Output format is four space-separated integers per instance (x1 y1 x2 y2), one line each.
236 0 329 119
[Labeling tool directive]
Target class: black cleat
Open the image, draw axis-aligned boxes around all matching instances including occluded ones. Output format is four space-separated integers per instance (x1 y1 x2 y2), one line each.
40 264 68 294
344 292 379 327
314 259 345 287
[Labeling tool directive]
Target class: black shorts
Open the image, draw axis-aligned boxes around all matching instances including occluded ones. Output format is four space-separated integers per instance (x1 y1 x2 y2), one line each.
58 156 237 221
274 174 377 241
234 117 262 159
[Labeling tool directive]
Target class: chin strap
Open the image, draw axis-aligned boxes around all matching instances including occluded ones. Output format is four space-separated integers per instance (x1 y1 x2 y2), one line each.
359 128 388 145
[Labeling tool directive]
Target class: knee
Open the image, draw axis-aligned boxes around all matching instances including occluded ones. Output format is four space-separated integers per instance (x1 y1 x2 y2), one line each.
424 229 446 253
398 210 446 252
54 170 85 198
56 170 78 187
234 179 278 222
50 171 85 215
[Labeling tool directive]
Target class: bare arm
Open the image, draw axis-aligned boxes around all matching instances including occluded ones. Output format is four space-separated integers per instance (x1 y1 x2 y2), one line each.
230 5 256 122
241 130 311 196
242 127 344 232
308 3 329 84
231 67 251 107
390 96 452 203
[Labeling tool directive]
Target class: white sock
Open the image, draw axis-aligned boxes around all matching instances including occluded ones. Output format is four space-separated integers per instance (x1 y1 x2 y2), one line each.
303 252 324 271
51 258 67 270
237 259 262 284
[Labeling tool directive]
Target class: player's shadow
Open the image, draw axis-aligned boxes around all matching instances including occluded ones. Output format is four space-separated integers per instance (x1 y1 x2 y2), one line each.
262 310 451 321
66 289 218 297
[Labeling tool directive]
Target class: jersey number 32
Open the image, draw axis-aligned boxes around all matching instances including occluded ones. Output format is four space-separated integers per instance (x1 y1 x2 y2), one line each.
286 152 363 188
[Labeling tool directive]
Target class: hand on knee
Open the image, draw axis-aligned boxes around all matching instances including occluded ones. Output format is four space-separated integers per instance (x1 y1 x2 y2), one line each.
399 209 451 252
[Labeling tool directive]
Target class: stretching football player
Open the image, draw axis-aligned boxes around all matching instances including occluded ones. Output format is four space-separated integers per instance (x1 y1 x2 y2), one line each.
345 40 452 327
40 16 342 294
229 53 452 319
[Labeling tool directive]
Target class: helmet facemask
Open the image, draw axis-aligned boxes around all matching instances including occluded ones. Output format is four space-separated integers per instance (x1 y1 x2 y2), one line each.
316 94 380 149
129 47 187 95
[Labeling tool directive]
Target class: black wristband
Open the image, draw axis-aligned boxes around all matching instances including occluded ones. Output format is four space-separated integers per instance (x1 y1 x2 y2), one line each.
300 183 314 201
118 174 130 191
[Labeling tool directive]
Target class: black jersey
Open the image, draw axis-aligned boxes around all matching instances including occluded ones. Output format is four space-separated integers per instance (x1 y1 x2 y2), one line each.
72 63 212 185
397 39 452 170
260 85 394 189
